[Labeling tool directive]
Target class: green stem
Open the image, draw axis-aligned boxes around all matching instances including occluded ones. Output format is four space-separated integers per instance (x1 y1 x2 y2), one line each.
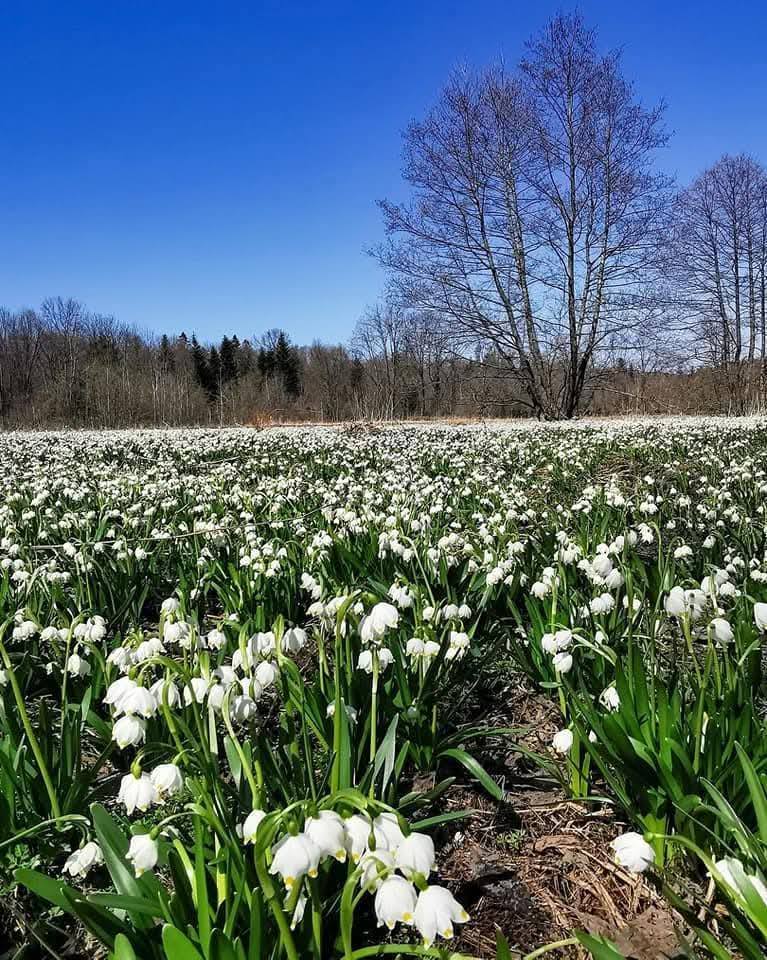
0 635 61 819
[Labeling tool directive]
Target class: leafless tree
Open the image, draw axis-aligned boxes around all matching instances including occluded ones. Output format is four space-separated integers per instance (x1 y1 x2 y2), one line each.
671 154 767 411
378 12 670 419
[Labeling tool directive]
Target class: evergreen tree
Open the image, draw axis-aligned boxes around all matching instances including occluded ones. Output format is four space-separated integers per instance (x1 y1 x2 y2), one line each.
191 336 212 396
273 331 301 398
208 346 222 399
159 334 175 372
257 346 275 380
220 336 238 383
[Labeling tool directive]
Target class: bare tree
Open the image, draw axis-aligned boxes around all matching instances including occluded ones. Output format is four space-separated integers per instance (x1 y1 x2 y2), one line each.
671 155 767 411
378 13 670 419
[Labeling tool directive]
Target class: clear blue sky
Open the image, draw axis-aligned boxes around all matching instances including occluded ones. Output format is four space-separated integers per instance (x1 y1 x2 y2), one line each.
2 0 766 345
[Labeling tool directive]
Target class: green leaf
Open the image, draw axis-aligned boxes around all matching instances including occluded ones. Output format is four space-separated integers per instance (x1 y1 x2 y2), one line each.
575 931 628 959
162 924 205 960
438 747 503 801
495 928 513 960
112 933 138 960
15 867 79 912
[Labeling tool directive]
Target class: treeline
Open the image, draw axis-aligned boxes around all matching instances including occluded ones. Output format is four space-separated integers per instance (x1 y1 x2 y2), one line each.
5 12 767 425
0 295 753 429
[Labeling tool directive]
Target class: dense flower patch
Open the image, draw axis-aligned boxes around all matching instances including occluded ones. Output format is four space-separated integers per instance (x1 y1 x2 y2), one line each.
2 419 767 958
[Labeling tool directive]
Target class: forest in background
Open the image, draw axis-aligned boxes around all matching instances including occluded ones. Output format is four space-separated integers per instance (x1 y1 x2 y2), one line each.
3 13 767 427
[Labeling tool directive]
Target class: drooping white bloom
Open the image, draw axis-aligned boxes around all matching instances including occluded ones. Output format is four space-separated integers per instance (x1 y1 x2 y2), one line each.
149 763 184 798
304 810 347 862
360 602 399 644
754 602 767 631
150 677 181 709
395 831 435 880
282 627 307 654
112 714 147 749
445 631 469 661
714 857 767 907
552 729 574 754
373 811 405 851
242 808 266 844
63 841 103 877
66 653 91 677
120 685 158 718
255 660 279 688
118 771 159 815
600 686 621 712
413 885 469 945
104 676 137 713
205 628 226 651
126 833 159 877
709 618 734 644
610 832 655 873
359 848 395 891
552 651 573 674
344 813 373 862
374 875 417 929
664 586 686 617
269 833 321 890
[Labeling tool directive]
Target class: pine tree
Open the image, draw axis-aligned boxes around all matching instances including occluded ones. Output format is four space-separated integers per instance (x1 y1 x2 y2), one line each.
208 346 222 400
220 336 238 383
159 334 175 372
274 331 301 398
191 336 212 397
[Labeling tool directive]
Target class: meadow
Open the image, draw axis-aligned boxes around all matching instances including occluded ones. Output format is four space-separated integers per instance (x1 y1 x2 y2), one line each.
2 419 767 959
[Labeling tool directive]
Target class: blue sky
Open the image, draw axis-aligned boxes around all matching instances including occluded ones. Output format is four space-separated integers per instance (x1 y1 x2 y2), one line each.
2 0 766 345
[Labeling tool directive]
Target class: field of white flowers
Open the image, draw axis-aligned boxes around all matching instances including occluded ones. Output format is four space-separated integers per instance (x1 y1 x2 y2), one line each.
2 419 767 959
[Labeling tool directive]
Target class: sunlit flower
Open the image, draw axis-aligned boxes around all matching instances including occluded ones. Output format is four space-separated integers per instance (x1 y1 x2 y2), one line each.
413 885 469 945
126 833 159 877
610 832 655 873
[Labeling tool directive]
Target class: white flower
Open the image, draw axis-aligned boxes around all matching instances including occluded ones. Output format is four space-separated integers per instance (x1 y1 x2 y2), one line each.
373 812 405 851
207 628 226 650
304 810 347 862
413 885 469 946
66 653 91 677
360 603 399 644
445 631 469 661
112 714 147 749
62 841 103 877
600 686 621 711
242 809 266 844
269 833 321 890
161 597 180 616
714 857 767 906
664 586 686 617
754 602 767 631
344 814 373 862
395 832 435 880
552 652 573 674
610 832 655 873
126 833 159 877
359 848 395 891
374 875 417 929
282 627 307 654
255 660 279 688
107 646 132 672
118 772 159 815
709 618 733 644
552 729 573 754
120 686 158 718
149 763 184 798
104 676 137 713
150 677 181 709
